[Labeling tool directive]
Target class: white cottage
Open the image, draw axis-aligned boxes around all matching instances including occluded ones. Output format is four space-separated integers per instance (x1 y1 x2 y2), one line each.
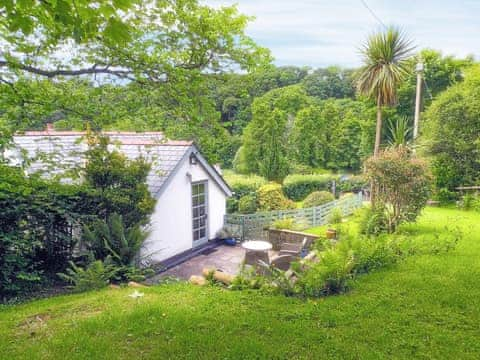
6 126 232 264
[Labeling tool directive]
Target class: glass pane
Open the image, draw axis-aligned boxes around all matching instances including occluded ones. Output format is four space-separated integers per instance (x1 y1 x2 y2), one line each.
199 206 205 216
193 207 199 218
193 230 199 241
197 194 205 205
198 183 205 193
193 219 200 229
199 217 205 226
200 228 206 238
193 197 199 206
192 184 200 195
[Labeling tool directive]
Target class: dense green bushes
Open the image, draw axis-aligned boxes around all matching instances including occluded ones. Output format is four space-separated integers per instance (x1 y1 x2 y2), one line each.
257 183 296 211
303 191 335 208
365 146 432 233
223 170 267 198
0 136 155 300
424 65 480 191
282 174 338 201
238 194 258 214
0 165 99 299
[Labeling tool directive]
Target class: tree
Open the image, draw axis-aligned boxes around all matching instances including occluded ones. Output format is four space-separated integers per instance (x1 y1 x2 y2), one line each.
241 85 310 180
423 65 480 190
302 66 355 99
292 99 375 171
357 27 414 157
0 1 270 159
0 1 269 83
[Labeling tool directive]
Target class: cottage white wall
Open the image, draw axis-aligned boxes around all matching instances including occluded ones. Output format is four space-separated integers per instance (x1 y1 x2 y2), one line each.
141 155 227 263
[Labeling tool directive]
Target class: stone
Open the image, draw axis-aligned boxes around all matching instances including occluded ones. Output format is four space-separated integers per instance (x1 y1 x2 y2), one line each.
189 275 207 286
127 281 146 288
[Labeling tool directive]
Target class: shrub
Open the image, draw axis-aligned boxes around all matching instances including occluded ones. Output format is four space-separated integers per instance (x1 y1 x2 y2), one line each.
238 194 258 214
257 183 296 211
82 213 149 267
270 218 305 231
434 187 458 204
283 173 338 201
327 207 343 224
337 175 368 193
226 198 239 214
303 191 334 208
84 136 155 228
365 146 432 233
58 261 116 293
297 247 355 297
223 170 267 199
358 207 388 236
458 194 480 211
0 233 43 300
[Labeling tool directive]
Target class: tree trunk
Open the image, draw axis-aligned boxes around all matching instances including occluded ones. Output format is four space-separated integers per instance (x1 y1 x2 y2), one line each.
374 99 383 157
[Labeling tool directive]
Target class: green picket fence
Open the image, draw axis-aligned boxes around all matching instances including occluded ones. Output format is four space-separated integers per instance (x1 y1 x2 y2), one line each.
224 192 364 240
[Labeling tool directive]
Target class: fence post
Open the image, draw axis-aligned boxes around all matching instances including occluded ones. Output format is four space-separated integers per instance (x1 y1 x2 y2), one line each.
241 215 245 241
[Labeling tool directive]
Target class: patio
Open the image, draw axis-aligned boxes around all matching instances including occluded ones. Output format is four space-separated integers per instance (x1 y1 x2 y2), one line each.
147 245 252 282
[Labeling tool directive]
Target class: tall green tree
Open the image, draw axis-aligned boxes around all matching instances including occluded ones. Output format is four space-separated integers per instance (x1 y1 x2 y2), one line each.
357 26 414 156
241 85 310 181
423 65 480 190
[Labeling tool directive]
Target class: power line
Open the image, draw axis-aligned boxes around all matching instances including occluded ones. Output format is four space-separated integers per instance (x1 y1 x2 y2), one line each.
360 0 387 29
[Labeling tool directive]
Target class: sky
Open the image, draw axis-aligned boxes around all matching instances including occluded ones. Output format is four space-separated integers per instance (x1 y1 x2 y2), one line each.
205 0 480 68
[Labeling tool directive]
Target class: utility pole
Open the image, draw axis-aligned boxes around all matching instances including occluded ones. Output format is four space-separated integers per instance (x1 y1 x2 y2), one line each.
413 62 424 140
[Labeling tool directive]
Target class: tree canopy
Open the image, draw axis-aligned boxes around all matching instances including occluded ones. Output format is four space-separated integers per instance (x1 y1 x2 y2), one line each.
423 65 480 190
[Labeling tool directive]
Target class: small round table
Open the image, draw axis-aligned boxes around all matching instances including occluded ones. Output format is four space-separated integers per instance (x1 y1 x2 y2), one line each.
242 240 272 267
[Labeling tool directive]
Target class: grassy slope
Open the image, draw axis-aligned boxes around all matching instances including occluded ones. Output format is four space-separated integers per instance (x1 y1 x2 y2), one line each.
1 208 480 359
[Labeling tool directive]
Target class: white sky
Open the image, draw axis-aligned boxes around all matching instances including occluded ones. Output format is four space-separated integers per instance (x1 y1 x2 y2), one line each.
205 0 480 67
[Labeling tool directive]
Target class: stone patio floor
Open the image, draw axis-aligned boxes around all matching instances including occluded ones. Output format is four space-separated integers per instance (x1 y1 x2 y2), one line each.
147 245 247 283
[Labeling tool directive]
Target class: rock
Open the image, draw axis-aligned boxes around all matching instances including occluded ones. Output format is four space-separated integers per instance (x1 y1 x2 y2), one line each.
109 284 120 289
201 268 235 285
127 281 146 288
189 275 207 286
213 271 235 285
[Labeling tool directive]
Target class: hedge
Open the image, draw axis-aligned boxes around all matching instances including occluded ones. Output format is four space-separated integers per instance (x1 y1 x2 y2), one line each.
223 170 267 199
282 174 339 201
257 183 296 211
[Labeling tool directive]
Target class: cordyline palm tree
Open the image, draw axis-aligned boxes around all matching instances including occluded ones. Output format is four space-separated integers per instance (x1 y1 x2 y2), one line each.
357 26 414 157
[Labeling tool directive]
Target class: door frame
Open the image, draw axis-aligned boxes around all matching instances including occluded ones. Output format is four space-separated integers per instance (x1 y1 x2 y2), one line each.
191 180 209 247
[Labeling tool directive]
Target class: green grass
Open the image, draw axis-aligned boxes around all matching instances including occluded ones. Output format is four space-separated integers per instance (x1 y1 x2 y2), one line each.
1 207 480 359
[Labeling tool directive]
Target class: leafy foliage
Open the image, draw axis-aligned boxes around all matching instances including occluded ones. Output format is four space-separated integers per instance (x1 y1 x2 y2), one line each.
365 146 432 232
58 261 116 293
82 213 149 267
256 183 296 212
282 174 337 201
84 136 155 227
238 194 258 214
0 135 154 298
241 85 310 181
303 191 335 208
357 26 414 156
423 65 480 190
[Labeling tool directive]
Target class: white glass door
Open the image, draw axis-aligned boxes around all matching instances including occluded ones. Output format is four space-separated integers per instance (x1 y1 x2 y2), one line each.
192 181 208 246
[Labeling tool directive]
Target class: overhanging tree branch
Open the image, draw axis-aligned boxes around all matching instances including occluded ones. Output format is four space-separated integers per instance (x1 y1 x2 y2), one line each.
0 60 137 81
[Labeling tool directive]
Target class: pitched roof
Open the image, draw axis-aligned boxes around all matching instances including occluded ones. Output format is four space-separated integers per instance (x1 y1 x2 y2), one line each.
8 130 193 197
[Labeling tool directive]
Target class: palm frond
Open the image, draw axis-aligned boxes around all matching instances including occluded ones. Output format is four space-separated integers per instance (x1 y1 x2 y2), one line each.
357 26 415 106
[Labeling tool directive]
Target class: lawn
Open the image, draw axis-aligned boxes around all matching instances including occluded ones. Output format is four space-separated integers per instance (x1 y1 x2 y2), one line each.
1 207 480 359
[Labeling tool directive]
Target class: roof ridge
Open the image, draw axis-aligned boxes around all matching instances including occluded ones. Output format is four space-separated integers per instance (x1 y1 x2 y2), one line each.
19 130 165 136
